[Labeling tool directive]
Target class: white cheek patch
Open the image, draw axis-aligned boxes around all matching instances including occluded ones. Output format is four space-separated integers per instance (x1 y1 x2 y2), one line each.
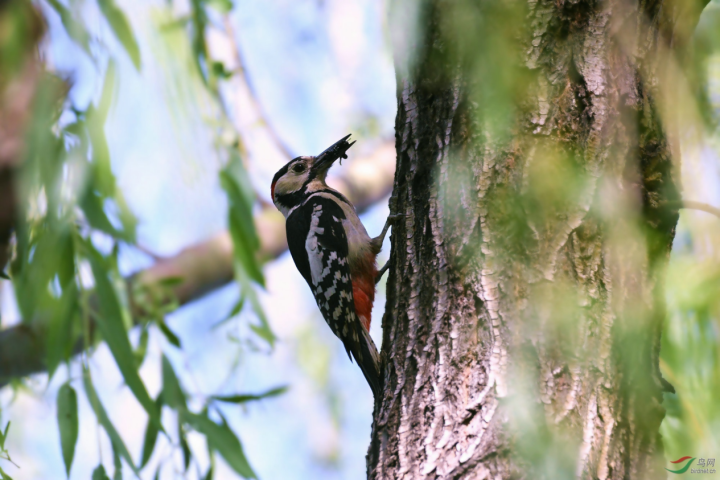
275 171 308 196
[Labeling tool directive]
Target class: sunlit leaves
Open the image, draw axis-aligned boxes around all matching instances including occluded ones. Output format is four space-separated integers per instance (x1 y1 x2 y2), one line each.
97 0 141 70
84 240 161 432
221 152 275 347
161 355 186 411
0 422 16 480
4 0 268 477
220 156 262 286
157 321 182 348
45 0 92 57
182 412 256 479
57 383 79 477
112 447 123 480
92 465 110 480
178 418 191 472
83 369 139 475
205 0 234 14
139 396 163 468
160 356 258 478
211 386 288 404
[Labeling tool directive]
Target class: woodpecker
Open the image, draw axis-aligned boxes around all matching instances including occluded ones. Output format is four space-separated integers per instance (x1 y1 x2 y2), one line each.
270 134 392 396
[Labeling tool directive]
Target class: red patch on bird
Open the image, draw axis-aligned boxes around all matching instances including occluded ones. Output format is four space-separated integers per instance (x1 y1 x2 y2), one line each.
270 181 277 201
351 250 378 332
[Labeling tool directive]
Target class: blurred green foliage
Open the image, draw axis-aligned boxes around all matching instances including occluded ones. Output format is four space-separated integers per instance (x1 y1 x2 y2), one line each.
0 0 278 477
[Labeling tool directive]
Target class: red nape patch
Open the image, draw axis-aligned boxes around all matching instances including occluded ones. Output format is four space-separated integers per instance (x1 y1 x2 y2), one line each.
270 181 277 200
352 274 376 332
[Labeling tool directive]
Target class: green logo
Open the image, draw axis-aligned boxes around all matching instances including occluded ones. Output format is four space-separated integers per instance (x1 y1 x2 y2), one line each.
666 456 716 474
666 457 696 474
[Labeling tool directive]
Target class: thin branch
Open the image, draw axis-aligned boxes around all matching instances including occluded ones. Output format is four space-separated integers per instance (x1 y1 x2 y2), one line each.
222 17 295 160
667 199 720 220
0 143 395 385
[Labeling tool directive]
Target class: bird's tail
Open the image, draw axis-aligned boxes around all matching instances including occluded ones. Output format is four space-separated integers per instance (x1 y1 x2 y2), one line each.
350 325 381 398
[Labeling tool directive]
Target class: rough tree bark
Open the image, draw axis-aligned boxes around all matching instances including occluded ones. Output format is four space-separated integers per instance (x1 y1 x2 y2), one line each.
370 1 709 479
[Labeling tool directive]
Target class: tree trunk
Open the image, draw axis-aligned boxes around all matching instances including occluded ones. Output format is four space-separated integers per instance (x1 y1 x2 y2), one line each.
370 0 708 478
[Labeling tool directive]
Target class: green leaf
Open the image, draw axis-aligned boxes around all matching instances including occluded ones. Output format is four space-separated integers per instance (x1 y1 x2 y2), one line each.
205 0 233 13
157 321 182 348
85 63 117 197
158 276 184 287
182 412 256 479
219 160 263 286
203 465 214 480
134 326 149 368
189 3 210 85
97 0 141 70
178 417 191 471
211 61 233 79
57 232 75 287
57 383 79 477
13 226 73 321
140 395 163 468
83 241 161 432
83 370 139 475
92 465 110 480
0 422 9 449
0 466 13 480
236 269 275 348
45 0 92 57
80 190 133 242
161 355 186 410
47 283 79 379
112 447 123 480
96 61 117 124
250 322 275 347
112 191 138 242
211 296 244 330
211 386 288 404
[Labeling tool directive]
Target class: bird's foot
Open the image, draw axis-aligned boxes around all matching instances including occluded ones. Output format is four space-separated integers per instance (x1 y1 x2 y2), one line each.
374 214 403 284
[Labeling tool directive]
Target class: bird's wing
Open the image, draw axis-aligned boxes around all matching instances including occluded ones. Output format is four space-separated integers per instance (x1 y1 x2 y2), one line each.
286 196 380 395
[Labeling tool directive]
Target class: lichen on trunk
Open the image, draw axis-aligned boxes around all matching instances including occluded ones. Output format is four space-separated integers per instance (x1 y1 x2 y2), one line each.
369 0 709 478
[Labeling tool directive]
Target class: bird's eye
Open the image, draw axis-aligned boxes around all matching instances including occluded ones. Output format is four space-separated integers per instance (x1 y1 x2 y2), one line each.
292 164 305 173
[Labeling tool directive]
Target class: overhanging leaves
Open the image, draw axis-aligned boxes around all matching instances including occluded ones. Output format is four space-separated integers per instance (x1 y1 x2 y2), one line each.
57 383 79 477
97 0 141 70
161 355 186 410
220 163 263 286
211 386 288 404
140 395 163 468
83 240 161 432
182 411 256 479
83 369 138 475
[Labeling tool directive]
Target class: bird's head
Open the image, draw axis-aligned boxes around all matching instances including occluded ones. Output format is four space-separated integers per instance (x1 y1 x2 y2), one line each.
271 134 355 216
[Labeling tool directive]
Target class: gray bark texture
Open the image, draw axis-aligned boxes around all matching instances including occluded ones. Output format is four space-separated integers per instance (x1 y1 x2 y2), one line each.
369 0 709 479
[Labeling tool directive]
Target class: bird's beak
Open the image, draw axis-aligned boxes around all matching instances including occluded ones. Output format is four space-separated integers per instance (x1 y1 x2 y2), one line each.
313 134 356 174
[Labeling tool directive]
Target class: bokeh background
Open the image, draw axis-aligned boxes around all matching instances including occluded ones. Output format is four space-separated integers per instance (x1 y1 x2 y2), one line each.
1 0 720 479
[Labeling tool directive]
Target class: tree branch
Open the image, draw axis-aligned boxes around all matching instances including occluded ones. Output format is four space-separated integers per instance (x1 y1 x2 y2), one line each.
668 199 720 220
0 142 395 385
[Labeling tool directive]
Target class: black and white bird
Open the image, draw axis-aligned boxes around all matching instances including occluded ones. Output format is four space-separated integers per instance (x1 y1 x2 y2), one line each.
270 135 392 397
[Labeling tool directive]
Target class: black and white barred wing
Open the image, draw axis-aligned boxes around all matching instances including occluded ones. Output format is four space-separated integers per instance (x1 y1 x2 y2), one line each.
286 196 380 395
286 197 357 342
